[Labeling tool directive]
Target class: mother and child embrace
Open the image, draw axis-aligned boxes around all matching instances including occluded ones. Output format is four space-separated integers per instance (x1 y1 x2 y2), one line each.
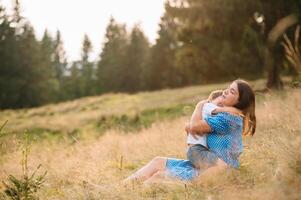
123 79 256 184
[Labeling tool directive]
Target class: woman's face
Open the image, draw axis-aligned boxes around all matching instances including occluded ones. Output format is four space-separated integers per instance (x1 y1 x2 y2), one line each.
221 81 239 107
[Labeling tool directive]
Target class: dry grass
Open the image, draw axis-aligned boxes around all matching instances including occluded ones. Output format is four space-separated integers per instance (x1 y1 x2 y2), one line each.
0 83 300 199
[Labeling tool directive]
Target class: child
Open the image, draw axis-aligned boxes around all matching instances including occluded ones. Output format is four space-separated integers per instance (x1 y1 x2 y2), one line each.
186 90 240 170
186 90 223 148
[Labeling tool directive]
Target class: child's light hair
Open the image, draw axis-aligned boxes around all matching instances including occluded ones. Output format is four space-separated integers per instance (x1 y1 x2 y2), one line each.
207 90 223 102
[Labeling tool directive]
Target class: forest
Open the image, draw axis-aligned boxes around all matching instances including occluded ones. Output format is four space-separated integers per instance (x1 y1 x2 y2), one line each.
0 0 300 109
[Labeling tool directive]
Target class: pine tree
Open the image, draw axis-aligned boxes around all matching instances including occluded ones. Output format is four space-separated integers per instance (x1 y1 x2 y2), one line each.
122 24 150 92
0 4 19 108
0 1 52 108
80 34 95 96
53 30 67 80
17 24 50 107
96 17 128 93
40 30 60 102
53 30 67 100
65 61 81 99
146 3 180 90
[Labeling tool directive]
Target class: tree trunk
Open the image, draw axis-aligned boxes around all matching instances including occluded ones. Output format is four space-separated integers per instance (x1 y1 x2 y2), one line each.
266 48 283 89
265 14 298 90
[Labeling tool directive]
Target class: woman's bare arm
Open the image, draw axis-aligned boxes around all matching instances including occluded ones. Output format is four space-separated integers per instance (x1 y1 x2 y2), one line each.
187 100 212 135
190 119 212 135
190 101 205 124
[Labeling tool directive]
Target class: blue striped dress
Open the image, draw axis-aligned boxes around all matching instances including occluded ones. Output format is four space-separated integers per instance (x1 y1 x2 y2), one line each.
165 112 243 181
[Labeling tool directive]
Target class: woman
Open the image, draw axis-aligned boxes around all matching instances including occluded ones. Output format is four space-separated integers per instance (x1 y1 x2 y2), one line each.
123 79 256 184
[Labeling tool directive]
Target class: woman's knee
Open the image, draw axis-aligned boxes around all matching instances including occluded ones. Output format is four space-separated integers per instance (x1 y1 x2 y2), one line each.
151 156 167 170
215 159 228 169
152 170 165 178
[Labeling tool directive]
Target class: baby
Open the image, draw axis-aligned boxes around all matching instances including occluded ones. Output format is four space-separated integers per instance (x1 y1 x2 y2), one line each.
186 90 239 169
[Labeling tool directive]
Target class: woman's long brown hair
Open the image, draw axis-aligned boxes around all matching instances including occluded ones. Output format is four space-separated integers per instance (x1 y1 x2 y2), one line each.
233 79 256 136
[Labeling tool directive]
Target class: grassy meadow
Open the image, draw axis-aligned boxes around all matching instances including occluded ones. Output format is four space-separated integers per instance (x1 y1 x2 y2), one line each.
0 79 301 200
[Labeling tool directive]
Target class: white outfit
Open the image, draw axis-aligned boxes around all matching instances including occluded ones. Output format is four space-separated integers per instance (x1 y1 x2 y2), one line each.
186 102 218 147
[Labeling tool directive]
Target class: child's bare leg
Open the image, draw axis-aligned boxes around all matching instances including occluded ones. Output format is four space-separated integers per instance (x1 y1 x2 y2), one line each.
143 170 166 185
123 157 167 184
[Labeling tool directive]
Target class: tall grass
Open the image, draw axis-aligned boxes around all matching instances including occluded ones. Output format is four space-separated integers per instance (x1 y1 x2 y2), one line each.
0 85 300 199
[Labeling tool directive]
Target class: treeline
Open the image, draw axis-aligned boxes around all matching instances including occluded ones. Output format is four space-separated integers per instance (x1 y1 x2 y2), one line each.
0 0 300 109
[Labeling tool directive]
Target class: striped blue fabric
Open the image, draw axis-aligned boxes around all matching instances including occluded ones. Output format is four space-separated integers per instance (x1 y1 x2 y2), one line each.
205 112 243 168
165 158 199 181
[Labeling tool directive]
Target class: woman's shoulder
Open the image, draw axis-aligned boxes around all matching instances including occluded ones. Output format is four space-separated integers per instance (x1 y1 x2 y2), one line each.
208 112 243 125
207 112 243 136
222 112 243 119
212 111 242 118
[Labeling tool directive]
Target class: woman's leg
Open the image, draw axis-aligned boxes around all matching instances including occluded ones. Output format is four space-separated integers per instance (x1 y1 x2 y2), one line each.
187 145 221 170
143 170 166 185
123 157 167 184
197 158 228 182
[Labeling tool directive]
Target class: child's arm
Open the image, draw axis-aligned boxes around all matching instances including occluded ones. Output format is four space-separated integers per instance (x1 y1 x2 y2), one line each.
212 106 242 116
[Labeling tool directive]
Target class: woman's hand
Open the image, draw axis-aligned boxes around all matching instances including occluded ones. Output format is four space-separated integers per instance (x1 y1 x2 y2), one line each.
188 99 211 135
190 120 211 135
185 122 191 134
185 122 199 139
186 121 208 136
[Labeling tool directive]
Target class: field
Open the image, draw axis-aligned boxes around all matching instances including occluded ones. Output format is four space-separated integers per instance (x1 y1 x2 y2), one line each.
0 79 301 200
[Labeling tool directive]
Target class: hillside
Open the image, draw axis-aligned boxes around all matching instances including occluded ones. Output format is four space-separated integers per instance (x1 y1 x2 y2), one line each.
0 80 300 200
0 80 267 135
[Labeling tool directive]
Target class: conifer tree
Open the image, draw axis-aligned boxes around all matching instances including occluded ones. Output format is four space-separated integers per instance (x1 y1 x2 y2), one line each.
80 34 95 96
53 30 67 81
0 1 52 108
0 4 18 108
53 30 67 100
122 24 150 92
17 24 49 107
40 30 60 102
65 61 81 99
96 17 128 93
146 3 180 90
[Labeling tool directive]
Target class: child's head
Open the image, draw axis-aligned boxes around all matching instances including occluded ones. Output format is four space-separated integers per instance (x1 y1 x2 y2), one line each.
207 90 223 104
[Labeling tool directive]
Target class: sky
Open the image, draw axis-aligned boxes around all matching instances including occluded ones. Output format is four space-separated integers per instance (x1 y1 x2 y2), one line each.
1 0 165 61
